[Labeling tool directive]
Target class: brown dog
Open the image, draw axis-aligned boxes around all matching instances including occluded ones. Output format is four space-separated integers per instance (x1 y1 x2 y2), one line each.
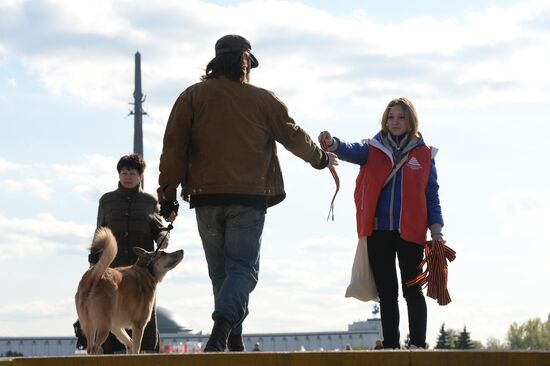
75 227 184 354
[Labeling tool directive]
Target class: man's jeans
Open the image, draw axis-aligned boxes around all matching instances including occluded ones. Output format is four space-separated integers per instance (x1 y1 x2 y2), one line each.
195 205 265 335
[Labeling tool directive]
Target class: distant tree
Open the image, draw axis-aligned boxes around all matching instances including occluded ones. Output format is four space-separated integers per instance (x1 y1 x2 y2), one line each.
433 323 484 350
456 326 473 349
470 340 483 349
507 318 550 350
435 323 451 349
447 329 458 349
485 337 509 350
5 351 24 357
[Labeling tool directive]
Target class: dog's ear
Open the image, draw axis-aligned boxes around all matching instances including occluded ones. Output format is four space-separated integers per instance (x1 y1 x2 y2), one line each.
133 247 149 257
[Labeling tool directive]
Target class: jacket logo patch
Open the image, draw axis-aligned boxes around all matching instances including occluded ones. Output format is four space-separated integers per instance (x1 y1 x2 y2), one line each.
407 157 422 170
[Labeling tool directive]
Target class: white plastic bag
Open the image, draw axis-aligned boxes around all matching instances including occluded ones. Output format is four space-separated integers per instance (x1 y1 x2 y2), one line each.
345 236 379 302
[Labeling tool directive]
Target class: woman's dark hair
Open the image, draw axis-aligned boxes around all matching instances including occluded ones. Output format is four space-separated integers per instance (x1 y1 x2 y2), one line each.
116 154 146 174
201 52 248 82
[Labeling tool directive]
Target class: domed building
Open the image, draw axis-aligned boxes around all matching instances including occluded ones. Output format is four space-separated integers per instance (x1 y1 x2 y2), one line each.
156 307 193 336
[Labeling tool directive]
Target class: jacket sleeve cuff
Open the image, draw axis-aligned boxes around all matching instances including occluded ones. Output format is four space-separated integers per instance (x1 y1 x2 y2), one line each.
429 223 443 238
328 137 340 152
311 151 329 170
157 185 177 203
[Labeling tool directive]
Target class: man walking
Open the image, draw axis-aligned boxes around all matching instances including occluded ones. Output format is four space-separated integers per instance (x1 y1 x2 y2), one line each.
157 34 336 352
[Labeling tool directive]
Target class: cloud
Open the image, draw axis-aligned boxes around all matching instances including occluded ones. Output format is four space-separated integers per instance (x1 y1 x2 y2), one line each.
23 52 135 107
0 213 94 258
0 0 23 10
299 235 355 252
524 4 550 31
0 299 74 320
0 158 27 172
0 0 548 121
51 0 149 40
143 120 165 152
260 248 352 292
51 154 117 198
0 155 121 202
0 178 53 199
163 216 202 249
492 189 550 238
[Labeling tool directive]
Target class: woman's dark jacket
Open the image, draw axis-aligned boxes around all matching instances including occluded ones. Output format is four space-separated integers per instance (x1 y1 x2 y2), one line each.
89 183 164 267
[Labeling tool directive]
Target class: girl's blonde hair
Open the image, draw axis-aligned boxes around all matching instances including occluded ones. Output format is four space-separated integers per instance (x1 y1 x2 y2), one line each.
380 97 420 138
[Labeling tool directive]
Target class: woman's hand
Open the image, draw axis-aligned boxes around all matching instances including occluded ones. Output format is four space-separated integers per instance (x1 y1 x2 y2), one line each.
326 152 338 169
318 131 334 147
431 233 445 246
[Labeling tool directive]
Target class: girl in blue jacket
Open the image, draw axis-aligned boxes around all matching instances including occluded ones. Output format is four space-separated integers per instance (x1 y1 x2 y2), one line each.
319 97 445 349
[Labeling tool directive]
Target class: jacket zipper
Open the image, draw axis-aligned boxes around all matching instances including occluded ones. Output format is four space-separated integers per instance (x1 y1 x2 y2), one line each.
389 174 396 230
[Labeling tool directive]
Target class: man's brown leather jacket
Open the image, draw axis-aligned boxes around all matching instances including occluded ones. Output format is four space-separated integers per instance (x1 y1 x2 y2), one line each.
158 77 327 207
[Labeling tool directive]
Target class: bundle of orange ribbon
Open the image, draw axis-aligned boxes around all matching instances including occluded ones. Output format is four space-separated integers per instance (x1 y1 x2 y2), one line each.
320 141 340 221
406 240 457 306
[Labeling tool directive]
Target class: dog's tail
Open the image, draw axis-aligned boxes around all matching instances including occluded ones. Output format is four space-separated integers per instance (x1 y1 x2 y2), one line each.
89 227 117 280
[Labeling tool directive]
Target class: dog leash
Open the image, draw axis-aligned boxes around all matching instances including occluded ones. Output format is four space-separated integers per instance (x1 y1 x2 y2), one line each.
153 223 173 257
145 223 174 272
320 142 340 221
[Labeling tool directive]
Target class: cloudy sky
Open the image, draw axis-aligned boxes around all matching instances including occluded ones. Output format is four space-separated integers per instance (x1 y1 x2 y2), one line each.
1 0 549 347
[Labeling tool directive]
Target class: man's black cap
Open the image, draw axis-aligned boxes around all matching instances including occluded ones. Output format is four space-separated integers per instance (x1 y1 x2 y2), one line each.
215 34 259 68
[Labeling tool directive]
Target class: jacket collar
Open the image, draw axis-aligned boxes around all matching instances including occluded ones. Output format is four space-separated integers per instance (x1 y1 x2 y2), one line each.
370 131 425 164
116 182 141 197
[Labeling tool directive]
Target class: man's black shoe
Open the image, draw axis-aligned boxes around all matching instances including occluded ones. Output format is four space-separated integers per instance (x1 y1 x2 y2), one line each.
227 334 245 352
204 318 232 352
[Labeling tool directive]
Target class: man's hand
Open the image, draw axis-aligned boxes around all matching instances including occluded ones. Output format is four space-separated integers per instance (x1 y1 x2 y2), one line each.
160 201 179 222
326 152 338 169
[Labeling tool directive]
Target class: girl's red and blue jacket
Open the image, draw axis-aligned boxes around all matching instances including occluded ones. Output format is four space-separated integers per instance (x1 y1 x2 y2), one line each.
333 131 443 245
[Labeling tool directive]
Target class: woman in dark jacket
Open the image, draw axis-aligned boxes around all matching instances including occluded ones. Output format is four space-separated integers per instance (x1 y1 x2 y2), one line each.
90 154 169 353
